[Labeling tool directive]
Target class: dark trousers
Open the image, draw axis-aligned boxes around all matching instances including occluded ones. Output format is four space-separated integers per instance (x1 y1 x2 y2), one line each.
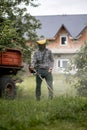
36 68 53 100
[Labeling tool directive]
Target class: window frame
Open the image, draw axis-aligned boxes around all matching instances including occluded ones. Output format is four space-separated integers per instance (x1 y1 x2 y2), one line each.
60 35 68 46
58 59 69 68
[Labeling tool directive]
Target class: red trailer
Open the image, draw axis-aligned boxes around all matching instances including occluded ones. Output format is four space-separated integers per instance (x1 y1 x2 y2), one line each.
0 48 23 99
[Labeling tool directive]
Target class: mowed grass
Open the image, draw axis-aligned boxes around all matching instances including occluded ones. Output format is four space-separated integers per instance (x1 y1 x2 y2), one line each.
0 74 87 130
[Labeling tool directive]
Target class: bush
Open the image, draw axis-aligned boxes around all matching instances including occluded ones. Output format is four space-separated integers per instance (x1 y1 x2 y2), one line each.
74 41 87 96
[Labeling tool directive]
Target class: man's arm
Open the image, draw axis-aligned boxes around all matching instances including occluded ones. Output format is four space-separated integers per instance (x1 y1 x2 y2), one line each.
49 50 54 72
29 51 37 72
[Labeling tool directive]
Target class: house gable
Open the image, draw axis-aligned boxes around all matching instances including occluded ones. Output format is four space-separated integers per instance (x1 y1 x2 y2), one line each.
55 24 72 39
48 22 87 53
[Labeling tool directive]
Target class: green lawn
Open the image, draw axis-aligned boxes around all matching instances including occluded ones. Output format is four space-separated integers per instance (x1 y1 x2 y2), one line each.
0 74 87 130
0 97 87 130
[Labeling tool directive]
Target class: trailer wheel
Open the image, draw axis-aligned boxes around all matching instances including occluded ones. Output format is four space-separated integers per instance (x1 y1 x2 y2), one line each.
0 76 16 99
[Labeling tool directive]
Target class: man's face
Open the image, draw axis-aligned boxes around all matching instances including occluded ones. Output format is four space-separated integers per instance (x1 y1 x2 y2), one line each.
38 44 46 51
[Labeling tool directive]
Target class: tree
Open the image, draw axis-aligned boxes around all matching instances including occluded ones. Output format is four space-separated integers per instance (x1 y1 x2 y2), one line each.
74 41 87 96
0 0 41 63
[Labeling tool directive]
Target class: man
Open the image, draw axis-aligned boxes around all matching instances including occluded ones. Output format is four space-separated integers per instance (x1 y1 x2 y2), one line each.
29 39 54 101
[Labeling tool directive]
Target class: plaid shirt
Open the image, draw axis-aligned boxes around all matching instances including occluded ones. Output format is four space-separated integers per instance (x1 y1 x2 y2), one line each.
31 48 54 69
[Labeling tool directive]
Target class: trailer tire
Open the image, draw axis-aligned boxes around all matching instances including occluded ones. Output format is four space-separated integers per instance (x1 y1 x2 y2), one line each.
0 76 16 99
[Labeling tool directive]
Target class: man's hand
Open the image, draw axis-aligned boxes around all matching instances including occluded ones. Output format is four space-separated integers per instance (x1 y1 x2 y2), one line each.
28 65 35 73
48 68 52 72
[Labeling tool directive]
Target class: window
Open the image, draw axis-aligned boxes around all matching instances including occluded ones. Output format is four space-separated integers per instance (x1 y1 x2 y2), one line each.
58 60 60 67
58 59 69 68
62 60 68 68
60 36 67 45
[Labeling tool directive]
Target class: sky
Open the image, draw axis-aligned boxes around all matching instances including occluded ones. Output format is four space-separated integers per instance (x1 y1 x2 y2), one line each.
27 0 87 16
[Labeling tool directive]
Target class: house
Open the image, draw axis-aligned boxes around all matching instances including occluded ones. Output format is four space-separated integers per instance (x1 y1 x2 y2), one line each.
35 14 87 73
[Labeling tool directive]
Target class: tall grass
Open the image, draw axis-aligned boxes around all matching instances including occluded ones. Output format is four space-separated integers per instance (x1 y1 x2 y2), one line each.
0 74 87 130
0 97 87 130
